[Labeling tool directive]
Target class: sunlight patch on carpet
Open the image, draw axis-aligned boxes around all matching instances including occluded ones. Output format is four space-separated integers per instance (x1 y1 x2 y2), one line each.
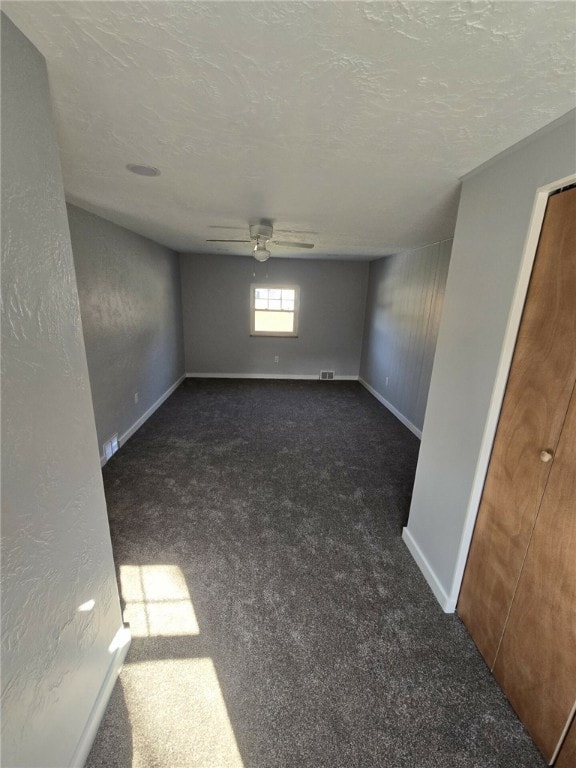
122 658 244 768
120 564 200 637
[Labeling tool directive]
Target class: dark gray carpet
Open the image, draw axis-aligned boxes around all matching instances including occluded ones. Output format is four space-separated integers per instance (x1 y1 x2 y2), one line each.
87 379 544 768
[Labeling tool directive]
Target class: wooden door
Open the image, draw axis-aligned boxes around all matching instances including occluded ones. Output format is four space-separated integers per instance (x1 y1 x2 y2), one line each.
492 383 576 761
457 185 576 762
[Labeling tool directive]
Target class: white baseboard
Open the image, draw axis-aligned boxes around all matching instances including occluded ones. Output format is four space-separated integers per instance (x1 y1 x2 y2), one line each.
119 374 185 447
100 374 185 466
185 372 359 381
358 378 422 439
68 625 131 767
402 527 456 613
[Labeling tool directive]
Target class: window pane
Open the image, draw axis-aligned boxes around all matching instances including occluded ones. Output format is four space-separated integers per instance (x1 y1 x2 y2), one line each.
254 299 268 309
282 299 294 311
281 289 295 301
255 288 268 300
268 289 282 300
268 299 281 310
254 311 294 333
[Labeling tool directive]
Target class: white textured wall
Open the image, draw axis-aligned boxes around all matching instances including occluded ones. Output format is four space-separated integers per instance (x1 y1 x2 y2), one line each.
1 16 124 766
360 241 452 435
404 111 576 612
68 204 184 456
180 253 369 377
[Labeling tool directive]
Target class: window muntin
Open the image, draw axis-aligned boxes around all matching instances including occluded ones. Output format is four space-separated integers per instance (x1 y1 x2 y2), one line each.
250 285 300 336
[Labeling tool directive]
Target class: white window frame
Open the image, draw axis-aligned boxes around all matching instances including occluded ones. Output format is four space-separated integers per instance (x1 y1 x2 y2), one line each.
250 284 300 337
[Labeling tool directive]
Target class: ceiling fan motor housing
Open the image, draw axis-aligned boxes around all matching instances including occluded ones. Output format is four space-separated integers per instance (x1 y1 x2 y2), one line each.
250 223 273 242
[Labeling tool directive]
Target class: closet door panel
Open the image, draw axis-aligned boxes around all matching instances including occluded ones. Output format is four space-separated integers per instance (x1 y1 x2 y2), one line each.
458 187 576 668
492 384 576 763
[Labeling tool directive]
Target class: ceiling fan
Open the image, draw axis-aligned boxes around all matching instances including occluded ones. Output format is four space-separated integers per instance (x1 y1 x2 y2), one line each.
206 222 314 262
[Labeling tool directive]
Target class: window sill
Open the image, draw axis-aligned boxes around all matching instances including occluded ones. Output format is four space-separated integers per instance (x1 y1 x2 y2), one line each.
250 333 299 338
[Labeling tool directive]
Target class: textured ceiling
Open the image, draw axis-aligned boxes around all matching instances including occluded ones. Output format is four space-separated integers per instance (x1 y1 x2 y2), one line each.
5 1 576 259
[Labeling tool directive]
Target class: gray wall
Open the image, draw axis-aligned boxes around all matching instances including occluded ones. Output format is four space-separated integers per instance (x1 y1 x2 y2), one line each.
180 253 369 377
1 16 124 767
360 241 452 434
405 111 576 611
68 204 184 456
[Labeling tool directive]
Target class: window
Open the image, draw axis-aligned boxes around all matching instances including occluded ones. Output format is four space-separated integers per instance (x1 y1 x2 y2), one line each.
250 284 300 337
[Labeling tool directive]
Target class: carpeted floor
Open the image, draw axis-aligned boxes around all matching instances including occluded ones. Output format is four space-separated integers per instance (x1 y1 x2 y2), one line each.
87 379 545 768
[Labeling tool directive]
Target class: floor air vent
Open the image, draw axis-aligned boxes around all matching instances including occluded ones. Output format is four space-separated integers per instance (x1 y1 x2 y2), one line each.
103 433 119 461
320 370 335 380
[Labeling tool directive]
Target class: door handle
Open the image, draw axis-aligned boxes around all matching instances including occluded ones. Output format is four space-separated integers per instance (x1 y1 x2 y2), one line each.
539 450 554 463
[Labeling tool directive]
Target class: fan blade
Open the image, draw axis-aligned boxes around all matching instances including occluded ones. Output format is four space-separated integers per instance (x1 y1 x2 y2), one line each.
275 229 318 236
272 241 315 249
207 225 245 230
205 239 251 243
